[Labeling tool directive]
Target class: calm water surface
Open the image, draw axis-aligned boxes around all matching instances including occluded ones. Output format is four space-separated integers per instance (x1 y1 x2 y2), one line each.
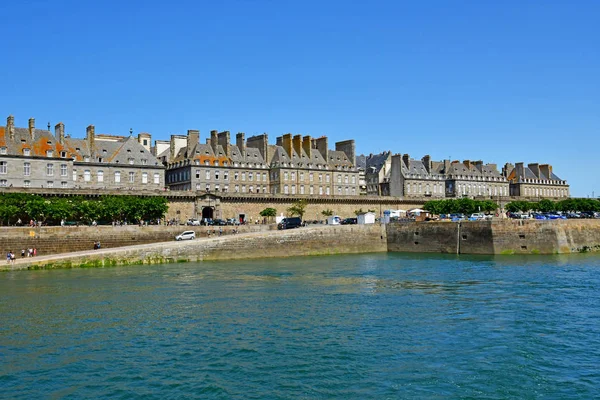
1 253 600 399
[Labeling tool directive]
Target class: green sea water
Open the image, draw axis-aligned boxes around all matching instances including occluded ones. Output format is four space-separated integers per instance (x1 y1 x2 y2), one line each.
1 253 599 399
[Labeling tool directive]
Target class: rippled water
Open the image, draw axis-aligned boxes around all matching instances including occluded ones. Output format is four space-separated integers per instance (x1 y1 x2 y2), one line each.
1 253 600 399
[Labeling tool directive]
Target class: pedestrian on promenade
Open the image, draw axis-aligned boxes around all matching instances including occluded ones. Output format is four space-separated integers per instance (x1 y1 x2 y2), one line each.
28 248 33 257
6 251 11 264
33 248 37 257
21 249 25 258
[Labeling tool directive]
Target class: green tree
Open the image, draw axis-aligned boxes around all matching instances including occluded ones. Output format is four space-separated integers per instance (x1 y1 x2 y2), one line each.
260 207 277 223
287 199 308 219
321 209 334 217
354 208 365 216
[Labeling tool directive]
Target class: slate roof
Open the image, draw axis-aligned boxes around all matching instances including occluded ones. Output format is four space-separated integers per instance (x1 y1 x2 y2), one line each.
0 121 161 167
365 152 390 174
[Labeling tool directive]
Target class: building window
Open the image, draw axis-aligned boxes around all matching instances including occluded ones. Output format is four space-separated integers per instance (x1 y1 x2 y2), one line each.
47 150 53 157
326 187 330 195
73 169 77 182
284 185 289 194
319 174 323 183
129 172 135 183
249 185 253 193
235 185 239 193
300 185 305 194
154 173 159 184
205 170 210 180
128 158 134 165
24 180 30 187
291 185 296 194
141 159 147 165
215 171 220 180
310 186 314 195
46 163 54 176
284 171 288 181
224 171 228 180
0 147 6 155
352 176 356 184
319 187 323 195
310 173 314 182
60 164 67 176
249 172 253 181
0 179 6 187
97 170 104 182
47 181 54 188
24 162 30 176
142 172 148 184
262 172 266 181
242 185 246 193
61 181 68 188
23 148 30 156
242 172 246 181
115 171 121 183
84 170 91 181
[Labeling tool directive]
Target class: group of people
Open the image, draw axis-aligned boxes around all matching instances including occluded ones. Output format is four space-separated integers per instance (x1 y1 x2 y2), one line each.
6 248 37 264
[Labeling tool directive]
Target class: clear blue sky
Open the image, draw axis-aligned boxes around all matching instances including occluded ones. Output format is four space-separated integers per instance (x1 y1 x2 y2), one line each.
1 0 598 197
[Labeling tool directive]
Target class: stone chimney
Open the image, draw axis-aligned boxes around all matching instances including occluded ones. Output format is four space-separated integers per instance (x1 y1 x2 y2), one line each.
515 162 524 180
502 163 514 178
335 140 356 166
539 164 552 180
55 122 65 145
402 154 410 169
302 135 312 159
217 131 231 156
246 133 268 161
528 163 540 179
422 155 431 173
210 130 218 154
474 160 483 172
281 133 294 158
28 118 35 140
314 136 328 162
7 115 15 140
389 154 404 196
86 125 95 156
236 132 246 155
443 159 451 173
187 130 199 157
463 160 471 169
276 137 283 146
292 135 302 158
170 135 177 160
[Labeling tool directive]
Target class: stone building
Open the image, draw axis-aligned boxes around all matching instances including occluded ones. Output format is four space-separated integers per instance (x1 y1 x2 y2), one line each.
364 152 392 196
444 160 509 198
161 130 360 197
503 162 569 198
388 154 448 198
0 116 163 190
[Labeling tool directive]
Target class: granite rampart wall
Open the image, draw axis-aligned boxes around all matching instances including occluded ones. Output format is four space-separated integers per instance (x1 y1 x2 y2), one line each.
5 224 387 270
386 220 600 255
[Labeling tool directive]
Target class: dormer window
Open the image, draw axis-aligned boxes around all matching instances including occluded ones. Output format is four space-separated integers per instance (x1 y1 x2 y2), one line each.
84 156 90 162
98 157 103 163
61 151 66 158
0 147 6 155
103 149 107 154
47 150 53 157
127 149 131 153
47 141 52 145
141 159 147 165
23 148 30 156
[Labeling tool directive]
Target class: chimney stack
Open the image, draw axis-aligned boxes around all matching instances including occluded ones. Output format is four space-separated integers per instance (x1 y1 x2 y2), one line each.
210 130 218 154
236 132 245 155
86 125 95 156
314 136 328 162
28 118 35 139
422 155 431 173
217 131 231 156
187 130 199 157
402 154 410 169
293 135 302 158
282 133 293 158
302 135 312 159
539 164 552 180
6 115 15 140
55 122 65 145
335 140 356 166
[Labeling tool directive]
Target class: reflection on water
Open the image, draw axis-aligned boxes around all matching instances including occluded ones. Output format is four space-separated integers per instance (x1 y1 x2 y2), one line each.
1 252 600 398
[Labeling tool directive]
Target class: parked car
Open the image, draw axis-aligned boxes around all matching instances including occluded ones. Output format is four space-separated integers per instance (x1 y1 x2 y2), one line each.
341 218 357 225
450 213 465 221
201 218 214 226
226 218 240 225
277 217 303 230
212 219 227 226
580 211 596 219
186 219 201 226
469 213 486 221
175 231 196 241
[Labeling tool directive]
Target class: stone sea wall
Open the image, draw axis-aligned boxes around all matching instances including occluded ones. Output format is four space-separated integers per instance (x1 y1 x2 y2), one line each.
386 219 600 255
5 224 387 270
0 224 272 256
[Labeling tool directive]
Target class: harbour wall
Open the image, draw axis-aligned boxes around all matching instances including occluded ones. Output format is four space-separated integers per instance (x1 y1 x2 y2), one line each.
4 224 387 270
386 219 600 255
0 224 272 256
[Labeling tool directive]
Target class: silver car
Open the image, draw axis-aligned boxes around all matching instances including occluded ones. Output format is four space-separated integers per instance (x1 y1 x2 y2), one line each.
175 231 196 241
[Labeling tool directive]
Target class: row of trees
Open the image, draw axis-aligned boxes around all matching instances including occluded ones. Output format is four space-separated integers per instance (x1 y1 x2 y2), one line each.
505 198 600 213
423 199 499 215
0 194 169 226
259 201 375 222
